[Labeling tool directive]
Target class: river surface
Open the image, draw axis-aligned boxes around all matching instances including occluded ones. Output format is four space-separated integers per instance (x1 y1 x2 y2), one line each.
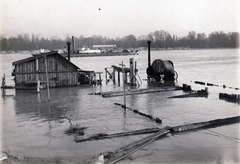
0 49 240 164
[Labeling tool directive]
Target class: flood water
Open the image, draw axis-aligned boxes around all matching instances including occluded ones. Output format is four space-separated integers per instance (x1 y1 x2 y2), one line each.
0 49 240 164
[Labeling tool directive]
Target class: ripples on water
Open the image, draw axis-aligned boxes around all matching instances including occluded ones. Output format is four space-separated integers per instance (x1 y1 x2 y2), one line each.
0 49 239 163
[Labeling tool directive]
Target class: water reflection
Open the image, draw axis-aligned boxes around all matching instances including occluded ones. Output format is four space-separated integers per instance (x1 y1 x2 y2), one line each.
1 89 15 101
15 91 66 121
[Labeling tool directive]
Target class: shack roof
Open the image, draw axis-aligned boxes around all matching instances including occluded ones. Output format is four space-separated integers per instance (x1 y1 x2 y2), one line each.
12 51 81 71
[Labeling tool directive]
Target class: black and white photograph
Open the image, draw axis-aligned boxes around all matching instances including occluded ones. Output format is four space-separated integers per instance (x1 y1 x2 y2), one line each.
0 0 239 163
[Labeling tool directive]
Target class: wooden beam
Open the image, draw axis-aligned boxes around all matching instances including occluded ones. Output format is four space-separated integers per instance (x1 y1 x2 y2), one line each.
75 127 160 142
101 87 181 97
114 103 162 124
13 71 79 74
111 65 138 73
171 116 240 133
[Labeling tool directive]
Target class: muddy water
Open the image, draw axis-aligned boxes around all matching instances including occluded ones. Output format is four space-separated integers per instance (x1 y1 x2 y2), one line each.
0 49 240 163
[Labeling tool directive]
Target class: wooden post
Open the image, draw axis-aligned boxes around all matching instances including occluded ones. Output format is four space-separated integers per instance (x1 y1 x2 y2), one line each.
119 61 126 108
1 73 6 88
89 73 91 85
129 58 135 86
93 73 96 84
134 61 138 85
125 72 128 84
135 61 137 74
117 70 120 86
105 68 107 81
112 67 116 84
36 58 40 92
37 80 40 92
99 73 102 85
45 56 50 101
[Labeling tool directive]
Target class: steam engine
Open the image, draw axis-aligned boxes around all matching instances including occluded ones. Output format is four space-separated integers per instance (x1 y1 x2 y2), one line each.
146 40 178 81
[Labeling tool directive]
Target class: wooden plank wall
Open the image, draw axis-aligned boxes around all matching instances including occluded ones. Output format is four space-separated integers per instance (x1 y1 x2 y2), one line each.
14 54 79 88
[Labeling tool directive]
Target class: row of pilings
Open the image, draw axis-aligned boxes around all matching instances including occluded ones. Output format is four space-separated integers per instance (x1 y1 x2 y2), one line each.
105 58 142 86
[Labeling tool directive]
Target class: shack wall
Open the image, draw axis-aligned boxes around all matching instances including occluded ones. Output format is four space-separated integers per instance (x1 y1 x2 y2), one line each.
13 53 79 89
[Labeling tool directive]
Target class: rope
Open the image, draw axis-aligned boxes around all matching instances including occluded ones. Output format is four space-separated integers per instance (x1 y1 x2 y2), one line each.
202 128 240 143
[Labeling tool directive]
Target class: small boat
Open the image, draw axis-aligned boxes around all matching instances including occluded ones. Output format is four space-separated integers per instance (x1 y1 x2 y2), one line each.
32 49 50 56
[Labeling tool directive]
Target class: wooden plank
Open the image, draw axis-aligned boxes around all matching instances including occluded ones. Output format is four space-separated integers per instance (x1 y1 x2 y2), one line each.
111 65 138 73
14 70 78 74
168 92 208 98
169 87 208 98
1 86 15 89
101 87 181 97
75 127 160 142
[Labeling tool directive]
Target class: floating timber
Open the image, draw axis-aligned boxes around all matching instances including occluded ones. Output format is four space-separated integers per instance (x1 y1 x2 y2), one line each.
79 116 240 144
194 80 239 90
65 126 88 136
102 127 170 164
94 86 182 97
75 127 160 142
171 116 240 132
194 81 205 85
94 116 240 164
114 103 162 124
169 86 208 98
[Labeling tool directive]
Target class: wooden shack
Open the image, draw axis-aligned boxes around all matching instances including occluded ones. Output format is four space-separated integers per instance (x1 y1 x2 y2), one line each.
12 51 92 90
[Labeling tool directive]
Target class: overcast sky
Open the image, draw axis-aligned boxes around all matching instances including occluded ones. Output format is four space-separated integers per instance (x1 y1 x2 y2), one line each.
0 0 239 39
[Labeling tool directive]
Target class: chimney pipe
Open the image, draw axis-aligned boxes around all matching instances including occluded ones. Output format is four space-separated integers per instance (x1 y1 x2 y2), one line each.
147 40 151 67
67 41 71 61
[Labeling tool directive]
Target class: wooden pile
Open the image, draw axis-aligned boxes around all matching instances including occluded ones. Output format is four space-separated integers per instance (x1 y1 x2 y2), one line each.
219 93 240 103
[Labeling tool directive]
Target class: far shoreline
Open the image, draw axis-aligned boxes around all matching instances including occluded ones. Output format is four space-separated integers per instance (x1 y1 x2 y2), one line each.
0 47 239 55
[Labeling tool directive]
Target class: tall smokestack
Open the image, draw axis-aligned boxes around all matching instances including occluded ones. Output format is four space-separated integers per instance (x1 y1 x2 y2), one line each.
67 41 71 61
72 36 75 52
147 40 151 67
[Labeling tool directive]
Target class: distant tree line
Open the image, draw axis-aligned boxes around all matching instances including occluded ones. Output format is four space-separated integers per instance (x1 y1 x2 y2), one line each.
0 30 239 52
